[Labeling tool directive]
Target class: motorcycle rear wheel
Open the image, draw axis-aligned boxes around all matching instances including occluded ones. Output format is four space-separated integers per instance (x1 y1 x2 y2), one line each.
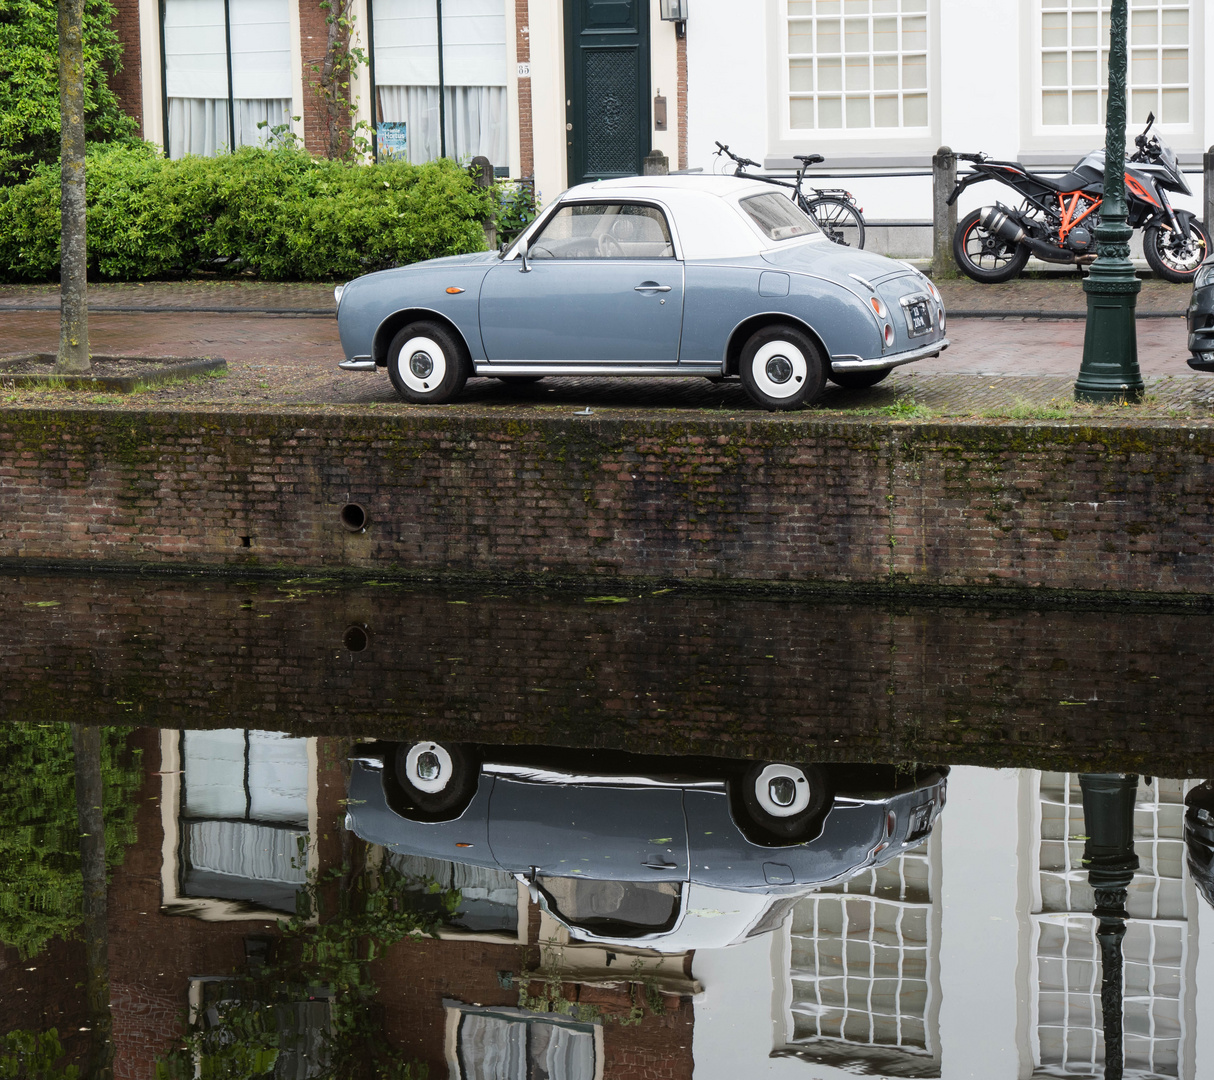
1143 219 1210 283
953 209 1030 284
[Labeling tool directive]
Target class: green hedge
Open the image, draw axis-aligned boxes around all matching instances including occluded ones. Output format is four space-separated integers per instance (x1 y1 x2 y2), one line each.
0 142 495 282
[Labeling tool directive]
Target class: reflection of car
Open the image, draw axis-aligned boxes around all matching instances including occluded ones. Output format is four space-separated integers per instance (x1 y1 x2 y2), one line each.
1185 781 1214 908
1187 257 1214 370
344 740 947 950
335 175 949 410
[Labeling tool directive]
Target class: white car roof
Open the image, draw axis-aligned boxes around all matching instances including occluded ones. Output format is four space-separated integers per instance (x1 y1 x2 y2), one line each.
553 174 824 261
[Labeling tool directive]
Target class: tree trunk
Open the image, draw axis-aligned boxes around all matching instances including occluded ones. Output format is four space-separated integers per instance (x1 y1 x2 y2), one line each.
72 723 113 1080
56 0 89 373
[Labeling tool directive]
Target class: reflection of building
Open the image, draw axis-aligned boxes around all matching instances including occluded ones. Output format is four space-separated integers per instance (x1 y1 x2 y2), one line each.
693 767 1210 1080
779 838 941 1075
1030 773 1195 1077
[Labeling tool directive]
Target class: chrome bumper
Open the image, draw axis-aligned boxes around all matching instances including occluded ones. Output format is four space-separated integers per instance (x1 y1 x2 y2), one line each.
339 358 377 372
831 338 949 372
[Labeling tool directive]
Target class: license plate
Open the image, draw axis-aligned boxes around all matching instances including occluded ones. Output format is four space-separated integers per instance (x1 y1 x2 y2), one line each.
903 296 933 338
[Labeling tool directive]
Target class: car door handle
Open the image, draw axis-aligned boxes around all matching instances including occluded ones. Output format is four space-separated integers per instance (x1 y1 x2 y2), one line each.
643 858 679 869
634 283 672 293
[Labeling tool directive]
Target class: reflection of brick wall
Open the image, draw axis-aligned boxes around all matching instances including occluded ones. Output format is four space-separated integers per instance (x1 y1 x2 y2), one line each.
106 729 349 1080
109 0 144 136
0 938 89 1069
3 576 1214 775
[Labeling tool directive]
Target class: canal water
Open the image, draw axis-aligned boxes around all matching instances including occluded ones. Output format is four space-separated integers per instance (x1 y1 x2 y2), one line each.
2 571 1213 1080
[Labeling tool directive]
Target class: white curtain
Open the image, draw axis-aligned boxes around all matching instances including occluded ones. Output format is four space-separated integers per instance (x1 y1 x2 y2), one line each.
164 0 295 155
377 85 506 165
185 820 308 883
182 728 309 825
373 0 507 165
458 1015 595 1080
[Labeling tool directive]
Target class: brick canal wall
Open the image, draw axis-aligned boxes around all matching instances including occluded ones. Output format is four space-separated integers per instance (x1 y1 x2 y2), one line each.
2 409 1213 594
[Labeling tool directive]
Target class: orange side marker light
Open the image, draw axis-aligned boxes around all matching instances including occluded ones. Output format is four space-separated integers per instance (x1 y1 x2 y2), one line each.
446 286 465 294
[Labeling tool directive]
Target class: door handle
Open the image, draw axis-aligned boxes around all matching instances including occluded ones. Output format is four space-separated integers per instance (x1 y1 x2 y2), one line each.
643 858 678 869
634 284 672 293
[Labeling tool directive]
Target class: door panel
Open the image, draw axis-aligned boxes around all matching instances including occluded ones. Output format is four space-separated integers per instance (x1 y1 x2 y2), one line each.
565 0 651 184
486 778 689 881
479 259 684 363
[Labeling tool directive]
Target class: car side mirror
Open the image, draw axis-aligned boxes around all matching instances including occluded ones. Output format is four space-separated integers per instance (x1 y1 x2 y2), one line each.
520 246 532 273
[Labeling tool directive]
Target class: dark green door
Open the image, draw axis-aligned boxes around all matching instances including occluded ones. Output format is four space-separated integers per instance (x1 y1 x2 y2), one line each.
564 0 651 186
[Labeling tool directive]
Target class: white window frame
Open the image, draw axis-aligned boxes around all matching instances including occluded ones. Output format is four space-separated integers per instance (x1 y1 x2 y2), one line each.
769 0 940 157
1025 0 1202 151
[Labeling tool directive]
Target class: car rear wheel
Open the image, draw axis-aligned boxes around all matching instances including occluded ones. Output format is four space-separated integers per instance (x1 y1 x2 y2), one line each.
390 740 479 819
386 321 470 404
732 762 831 843
738 325 826 411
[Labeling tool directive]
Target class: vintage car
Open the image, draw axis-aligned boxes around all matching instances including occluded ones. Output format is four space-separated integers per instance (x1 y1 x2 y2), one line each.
335 175 949 410
344 740 948 950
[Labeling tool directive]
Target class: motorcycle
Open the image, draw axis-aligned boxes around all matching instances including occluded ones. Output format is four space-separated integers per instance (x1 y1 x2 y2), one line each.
947 114 1209 284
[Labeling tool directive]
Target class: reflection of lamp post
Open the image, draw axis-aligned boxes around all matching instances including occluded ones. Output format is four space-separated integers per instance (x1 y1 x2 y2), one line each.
1079 773 1140 1080
1074 0 1144 403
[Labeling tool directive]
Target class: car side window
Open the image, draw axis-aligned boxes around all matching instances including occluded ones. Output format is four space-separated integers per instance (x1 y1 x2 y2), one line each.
529 203 675 260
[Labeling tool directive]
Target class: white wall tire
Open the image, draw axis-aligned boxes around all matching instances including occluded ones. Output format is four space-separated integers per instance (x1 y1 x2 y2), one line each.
386 321 469 404
751 764 814 818
739 325 825 411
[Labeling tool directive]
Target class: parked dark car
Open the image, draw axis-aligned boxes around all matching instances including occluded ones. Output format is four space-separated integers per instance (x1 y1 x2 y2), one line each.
1186 780 1214 909
344 740 948 950
1187 255 1214 371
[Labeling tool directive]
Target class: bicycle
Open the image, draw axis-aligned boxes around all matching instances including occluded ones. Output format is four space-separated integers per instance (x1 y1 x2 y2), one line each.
713 142 866 249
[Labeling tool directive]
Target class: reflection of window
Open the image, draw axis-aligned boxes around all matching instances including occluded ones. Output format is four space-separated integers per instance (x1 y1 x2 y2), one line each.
1038 0 1190 127
387 853 520 934
370 0 508 165
180 729 310 913
161 0 295 156
785 0 930 132
452 1007 596 1080
1031 773 1195 1078
783 839 941 1077
529 204 675 260
537 878 681 939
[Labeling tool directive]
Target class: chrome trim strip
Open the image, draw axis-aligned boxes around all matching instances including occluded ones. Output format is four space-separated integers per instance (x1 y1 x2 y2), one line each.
473 362 722 377
339 358 378 371
485 762 726 790
830 337 949 371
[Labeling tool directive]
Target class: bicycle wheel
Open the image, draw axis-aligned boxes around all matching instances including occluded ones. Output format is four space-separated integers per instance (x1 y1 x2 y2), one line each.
804 196 865 249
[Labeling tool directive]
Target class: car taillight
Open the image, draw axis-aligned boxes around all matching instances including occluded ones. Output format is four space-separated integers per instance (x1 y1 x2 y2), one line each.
884 324 895 347
870 296 887 319
938 308 946 332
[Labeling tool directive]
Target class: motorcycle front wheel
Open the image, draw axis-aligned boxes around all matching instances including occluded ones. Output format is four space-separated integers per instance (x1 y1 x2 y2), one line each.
953 209 1030 284
1143 219 1210 283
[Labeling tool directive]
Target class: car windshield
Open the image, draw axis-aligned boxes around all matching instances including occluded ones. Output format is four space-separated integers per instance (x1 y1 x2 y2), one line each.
739 193 819 241
537 877 682 938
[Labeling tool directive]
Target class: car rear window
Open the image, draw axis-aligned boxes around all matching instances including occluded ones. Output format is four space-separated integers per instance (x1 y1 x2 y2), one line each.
740 193 818 241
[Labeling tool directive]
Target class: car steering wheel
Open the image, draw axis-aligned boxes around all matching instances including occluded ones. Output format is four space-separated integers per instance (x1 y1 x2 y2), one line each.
598 233 624 258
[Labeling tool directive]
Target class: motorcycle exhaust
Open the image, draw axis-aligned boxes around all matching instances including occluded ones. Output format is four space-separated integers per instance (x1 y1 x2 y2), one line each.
978 206 1077 265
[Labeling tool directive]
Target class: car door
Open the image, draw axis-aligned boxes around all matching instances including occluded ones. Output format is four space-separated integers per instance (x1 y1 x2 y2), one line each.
485 777 690 882
479 201 684 364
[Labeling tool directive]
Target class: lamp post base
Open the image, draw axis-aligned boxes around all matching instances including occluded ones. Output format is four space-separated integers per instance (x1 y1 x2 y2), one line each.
1075 229 1144 404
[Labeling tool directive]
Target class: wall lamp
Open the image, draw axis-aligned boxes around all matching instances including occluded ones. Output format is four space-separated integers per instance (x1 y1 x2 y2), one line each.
659 0 687 38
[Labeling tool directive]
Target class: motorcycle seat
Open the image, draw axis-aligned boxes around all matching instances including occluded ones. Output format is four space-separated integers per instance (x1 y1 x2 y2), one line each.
1036 167 1103 193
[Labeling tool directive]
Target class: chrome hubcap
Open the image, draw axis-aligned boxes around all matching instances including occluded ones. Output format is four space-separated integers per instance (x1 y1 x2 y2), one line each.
410 351 435 379
416 751 442 782
766 354 794 384
769 776 797 807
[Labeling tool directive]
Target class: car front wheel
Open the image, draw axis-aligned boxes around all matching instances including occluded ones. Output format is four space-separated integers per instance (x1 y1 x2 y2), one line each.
738 325 826 411
386 321 470 404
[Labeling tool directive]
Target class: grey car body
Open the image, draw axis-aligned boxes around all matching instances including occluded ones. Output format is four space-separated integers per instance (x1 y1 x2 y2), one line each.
344 746 947 950
335 175 949 409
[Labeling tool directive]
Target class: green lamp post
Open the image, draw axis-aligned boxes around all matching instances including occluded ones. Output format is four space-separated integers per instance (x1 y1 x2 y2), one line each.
1075 0 1144 403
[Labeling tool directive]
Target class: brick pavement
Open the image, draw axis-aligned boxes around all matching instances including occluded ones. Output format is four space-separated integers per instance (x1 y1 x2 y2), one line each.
1 278 1210 416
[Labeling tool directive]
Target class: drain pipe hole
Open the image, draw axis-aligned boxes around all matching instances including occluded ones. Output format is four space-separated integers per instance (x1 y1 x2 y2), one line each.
343 624 370 652
340 503 367 532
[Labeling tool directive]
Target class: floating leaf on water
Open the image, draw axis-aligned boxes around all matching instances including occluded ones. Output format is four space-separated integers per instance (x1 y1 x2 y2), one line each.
22 601 60 608
648 837 673 845
586 596 630 604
